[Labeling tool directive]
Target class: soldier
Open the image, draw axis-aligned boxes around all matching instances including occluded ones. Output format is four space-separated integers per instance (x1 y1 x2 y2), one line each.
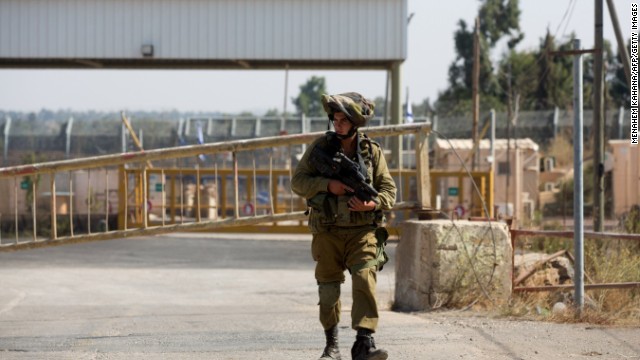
292 92 396 360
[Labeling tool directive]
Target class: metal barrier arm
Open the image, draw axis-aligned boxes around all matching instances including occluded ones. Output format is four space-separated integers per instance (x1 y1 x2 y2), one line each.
0 122 431 250
0 201 417 252
0 123 431 178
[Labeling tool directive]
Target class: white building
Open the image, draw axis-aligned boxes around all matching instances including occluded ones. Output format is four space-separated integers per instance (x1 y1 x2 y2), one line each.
433 138 540 223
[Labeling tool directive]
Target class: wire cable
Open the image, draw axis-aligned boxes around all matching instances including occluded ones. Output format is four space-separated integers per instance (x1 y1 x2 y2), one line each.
432 129 498 304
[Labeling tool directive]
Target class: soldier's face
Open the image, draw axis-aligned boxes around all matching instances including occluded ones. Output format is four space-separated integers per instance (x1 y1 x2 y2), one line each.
332 112 353 135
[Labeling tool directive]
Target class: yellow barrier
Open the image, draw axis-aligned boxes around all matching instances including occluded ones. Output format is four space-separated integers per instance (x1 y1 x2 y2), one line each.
0 123 443 250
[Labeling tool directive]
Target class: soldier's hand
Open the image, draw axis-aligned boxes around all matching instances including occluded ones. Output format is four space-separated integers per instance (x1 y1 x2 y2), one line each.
348 196 376 212
328 180 353 195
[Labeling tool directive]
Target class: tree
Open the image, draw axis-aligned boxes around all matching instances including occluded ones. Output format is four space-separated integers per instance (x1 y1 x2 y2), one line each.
436 0 522 115
608 39 630 109
412 98 435 118
372 96 387 117
292 76 327 116
497 49 538 110
532 31 573 110
478 0 523 48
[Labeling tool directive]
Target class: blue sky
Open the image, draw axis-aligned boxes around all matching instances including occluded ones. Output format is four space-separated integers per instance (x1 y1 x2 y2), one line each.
0 0 633 114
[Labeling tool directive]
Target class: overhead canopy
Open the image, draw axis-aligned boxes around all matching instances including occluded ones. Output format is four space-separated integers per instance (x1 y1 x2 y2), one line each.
0 0 407 70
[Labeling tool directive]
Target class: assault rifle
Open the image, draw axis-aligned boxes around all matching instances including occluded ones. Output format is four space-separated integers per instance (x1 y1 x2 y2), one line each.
309 146 379 202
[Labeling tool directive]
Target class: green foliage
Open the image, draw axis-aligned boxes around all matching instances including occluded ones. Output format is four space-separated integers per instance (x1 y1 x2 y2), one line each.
446 19 497 96
621 205 640 234
432 0 623 116
497 49 539 110
478 0 523 48
609 39 631 108
263 108 280 117
532 31 574 110
292 76 327 116
543 163 614 218
412 97 435 118
372 96 387 117
437 0 522 115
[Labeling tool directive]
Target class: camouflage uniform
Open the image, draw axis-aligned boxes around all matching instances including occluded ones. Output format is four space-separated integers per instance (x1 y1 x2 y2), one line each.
292 92 396 360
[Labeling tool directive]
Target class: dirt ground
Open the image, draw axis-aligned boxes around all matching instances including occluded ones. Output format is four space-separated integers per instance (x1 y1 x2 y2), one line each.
406 310 640 359
0 233 638 359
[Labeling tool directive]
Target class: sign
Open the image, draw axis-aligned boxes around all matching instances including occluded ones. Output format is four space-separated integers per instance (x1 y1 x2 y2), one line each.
448 187 459 196
155 183 164 192
243 202 255 216
20 180 29 190
454 205 466 218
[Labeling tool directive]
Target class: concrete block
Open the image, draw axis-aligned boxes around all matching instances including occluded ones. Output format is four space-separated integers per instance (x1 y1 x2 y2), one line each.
395 220 512 311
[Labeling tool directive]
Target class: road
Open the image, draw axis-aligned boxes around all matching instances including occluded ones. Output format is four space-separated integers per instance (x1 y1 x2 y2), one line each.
0 233 638 359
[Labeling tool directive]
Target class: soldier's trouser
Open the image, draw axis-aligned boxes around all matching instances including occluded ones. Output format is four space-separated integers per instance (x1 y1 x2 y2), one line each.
313 227 379 331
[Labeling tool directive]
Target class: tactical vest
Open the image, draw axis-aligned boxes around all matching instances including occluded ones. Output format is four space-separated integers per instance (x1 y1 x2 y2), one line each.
306 131 383 234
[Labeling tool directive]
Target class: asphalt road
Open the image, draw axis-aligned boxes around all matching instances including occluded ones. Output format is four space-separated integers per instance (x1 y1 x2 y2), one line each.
0 233 638 359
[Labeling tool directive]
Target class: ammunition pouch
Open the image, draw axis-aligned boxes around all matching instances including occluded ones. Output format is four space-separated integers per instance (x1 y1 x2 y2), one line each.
350 227 390 273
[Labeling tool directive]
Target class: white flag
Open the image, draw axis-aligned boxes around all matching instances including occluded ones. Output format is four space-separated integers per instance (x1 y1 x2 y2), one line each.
197 122 206 161
405 88 414 123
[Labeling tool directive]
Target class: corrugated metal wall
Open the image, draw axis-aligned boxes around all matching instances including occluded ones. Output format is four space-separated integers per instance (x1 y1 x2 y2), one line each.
0 0 406 62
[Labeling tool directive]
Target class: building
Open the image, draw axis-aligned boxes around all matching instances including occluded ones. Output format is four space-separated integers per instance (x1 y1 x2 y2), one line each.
433 138 540 224
609 140 640 217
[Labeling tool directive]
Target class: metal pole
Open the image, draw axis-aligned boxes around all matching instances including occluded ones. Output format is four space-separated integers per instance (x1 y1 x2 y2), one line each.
50 175 57 240
3 117 11 165
383 68 391 149
69 172 74 237
65 117 74 159
87 170 91 234
553 107 559 138
573 39 585 312
489 109 496 217
384 69 390 127
593 0 605 232
282 64 289 122
301 114 307 154
233 152 239 218
104 170 109 232
490 109 496 170
391 62 402 169
122 123 127 153
617 107 624 139
142 167 148 228
32 180 36 241
472 17 480 171
606 0 632 89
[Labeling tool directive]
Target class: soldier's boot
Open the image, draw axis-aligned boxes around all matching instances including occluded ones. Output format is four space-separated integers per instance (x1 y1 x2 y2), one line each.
319 325 342 360
350 328 388 360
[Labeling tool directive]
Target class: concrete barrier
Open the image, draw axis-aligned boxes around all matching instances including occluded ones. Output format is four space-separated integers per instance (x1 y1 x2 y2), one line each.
394 220 512 310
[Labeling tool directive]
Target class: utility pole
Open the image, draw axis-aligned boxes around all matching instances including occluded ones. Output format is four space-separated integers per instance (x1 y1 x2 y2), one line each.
573 38 585 314
472 17 480 171
506 64 513 218
282 63 289 132
593 0 605 232
606 0 632 88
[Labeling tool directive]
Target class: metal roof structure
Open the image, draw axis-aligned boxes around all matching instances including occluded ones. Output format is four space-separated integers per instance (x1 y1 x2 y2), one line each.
0 0 409 166
0 0 407 70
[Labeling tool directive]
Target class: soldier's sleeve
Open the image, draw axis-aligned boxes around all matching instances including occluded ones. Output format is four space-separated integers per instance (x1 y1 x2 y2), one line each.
291 139 331 200
371 144 397 211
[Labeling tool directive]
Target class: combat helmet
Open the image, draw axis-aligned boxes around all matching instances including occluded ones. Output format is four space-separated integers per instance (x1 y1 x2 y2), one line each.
321 92 375 128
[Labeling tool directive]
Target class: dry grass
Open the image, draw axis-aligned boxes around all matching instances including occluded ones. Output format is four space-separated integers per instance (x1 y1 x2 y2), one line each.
544 133 574 168
500 241 640 326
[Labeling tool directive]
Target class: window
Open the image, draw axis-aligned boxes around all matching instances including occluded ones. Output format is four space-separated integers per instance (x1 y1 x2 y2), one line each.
498 162 510 175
